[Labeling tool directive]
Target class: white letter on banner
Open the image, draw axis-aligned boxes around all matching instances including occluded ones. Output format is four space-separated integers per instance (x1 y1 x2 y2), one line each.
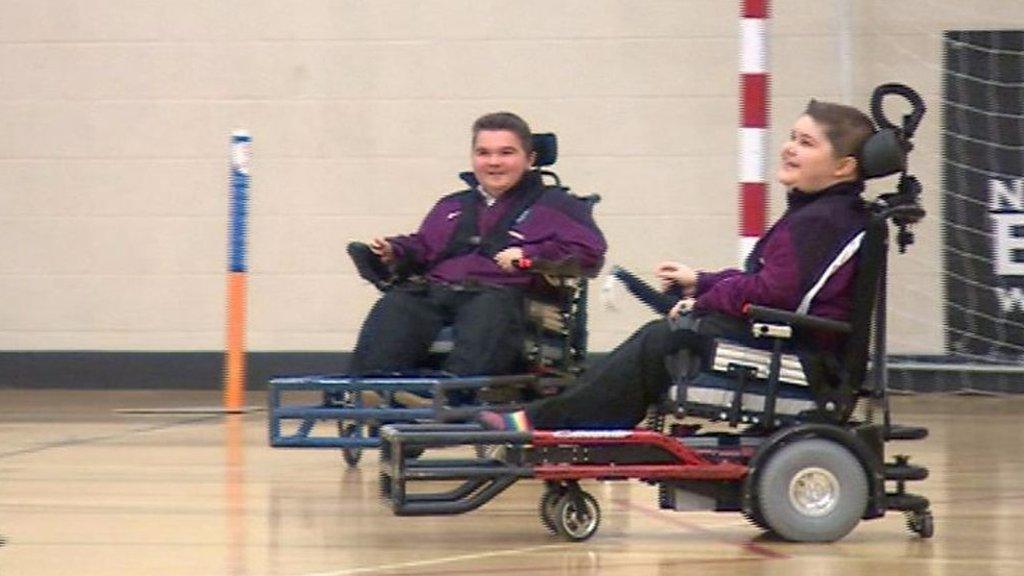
991 212 1024 276
989 178 1024 211
994 287 1024 313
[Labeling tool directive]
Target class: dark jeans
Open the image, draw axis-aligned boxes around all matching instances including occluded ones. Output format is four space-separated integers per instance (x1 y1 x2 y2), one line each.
350 282 526 376
525 318 707 429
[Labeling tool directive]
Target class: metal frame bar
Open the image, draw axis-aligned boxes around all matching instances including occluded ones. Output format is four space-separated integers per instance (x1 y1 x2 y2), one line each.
267 374 545 449
379 426 748 515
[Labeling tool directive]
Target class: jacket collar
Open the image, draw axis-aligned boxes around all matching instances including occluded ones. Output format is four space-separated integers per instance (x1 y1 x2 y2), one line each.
787 179 864 210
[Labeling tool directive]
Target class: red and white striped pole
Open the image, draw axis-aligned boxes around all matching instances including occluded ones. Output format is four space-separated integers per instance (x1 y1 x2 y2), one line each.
739 0 770 265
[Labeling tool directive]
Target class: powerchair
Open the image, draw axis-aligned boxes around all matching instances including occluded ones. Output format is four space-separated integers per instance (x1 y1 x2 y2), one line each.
268 133 600 467
378 84 934 542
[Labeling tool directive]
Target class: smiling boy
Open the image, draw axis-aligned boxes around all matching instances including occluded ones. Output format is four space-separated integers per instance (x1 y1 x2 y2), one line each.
351 112 606 384
481 100 877 431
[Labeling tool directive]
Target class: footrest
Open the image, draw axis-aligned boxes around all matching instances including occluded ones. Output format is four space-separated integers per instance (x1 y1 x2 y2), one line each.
268 373 546 450
379 424 535 516
886 424 928 441
884 463 929 481
886 492 930 512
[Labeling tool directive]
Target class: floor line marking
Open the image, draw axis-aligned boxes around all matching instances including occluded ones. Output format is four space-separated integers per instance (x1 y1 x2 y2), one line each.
0 415 219 459
296 543 573 576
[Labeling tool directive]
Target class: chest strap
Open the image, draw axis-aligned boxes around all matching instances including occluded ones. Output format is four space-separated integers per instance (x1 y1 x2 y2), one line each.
437 181 549 262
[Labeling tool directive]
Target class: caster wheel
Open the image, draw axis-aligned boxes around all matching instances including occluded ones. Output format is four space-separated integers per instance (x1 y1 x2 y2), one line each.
553 491 601 542
339 422 364 468
907 511 934 538
538 488 564 534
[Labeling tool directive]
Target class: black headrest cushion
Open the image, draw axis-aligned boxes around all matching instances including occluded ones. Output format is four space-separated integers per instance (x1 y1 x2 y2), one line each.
859 129 907 179
532 133 557 167
859 83 926 180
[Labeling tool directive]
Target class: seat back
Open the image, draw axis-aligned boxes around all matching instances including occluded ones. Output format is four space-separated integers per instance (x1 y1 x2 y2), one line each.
794 205 890 420
837 208 889 393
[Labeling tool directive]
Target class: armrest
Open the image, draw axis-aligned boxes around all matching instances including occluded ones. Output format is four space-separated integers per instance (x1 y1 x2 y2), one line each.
514 257 591 279
347 241 394 291
744 304 852 334
610 265 678 314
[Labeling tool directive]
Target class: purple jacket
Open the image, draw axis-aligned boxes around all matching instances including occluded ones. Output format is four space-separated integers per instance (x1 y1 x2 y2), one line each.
694 180 869 322
387 171 606 287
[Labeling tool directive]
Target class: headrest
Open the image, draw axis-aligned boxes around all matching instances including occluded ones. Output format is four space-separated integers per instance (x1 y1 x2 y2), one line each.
860 129 907 179
859 83 926 179
532 133 557 167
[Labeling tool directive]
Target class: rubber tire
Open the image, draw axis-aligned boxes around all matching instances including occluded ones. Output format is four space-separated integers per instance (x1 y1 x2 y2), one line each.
742 509 772 533
553 492 601 542
908 511 934 538
539 489 563 534
339 422 363 468
757 438 868 542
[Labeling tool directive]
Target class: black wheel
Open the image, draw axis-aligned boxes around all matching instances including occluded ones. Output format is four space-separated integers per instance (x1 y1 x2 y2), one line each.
742 508 772 533
742 482 773 533
907 510 934 538
657 483 672 510
756 438 868 542
339 422 364 468
538 489 563 534
553 491 601 542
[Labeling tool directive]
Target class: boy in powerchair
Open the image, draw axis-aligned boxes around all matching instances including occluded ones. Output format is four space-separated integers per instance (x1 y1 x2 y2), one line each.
351 112 607 407
480 100 875 431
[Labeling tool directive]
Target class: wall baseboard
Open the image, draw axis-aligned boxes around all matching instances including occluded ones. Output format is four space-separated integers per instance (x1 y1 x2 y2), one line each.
0 352 347 390
1 352 1021 393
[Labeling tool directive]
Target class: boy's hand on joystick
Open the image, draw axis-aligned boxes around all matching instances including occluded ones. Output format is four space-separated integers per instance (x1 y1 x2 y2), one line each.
668 298 695 320
654 261 697 296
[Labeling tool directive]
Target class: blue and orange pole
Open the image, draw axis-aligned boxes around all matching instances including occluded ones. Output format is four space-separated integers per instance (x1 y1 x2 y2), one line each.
224 131 250 412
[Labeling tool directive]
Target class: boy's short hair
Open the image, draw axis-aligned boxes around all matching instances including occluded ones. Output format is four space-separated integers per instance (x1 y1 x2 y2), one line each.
804 100 876 160
472 112 533 154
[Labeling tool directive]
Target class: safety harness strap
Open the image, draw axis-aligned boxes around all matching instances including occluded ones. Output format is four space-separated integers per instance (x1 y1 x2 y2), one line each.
437 172 550 261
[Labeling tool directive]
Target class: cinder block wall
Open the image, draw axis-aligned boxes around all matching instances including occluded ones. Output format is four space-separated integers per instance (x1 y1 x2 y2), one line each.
2 1 1022 358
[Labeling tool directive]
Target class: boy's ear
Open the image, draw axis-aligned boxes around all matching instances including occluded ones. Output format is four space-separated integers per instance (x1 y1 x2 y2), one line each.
528 151 537 166
835 156 859 179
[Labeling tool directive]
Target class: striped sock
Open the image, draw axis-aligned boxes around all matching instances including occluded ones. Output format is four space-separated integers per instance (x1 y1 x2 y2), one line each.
477 410 532 432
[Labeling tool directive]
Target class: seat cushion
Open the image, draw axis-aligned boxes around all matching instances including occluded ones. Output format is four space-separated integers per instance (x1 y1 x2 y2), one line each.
674 372 817 420
671 341 816 421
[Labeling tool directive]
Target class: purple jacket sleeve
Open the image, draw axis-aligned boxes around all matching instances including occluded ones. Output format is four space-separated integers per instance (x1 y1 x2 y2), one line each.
693 227 802 318
515 202 607 275
694 268 744 297
385 197 458 266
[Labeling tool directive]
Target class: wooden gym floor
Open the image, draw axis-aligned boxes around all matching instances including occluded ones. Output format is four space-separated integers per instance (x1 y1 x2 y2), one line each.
1 389 1023 576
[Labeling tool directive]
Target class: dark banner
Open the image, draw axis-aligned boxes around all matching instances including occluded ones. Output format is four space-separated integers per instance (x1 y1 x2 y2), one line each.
943 30 1024 363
